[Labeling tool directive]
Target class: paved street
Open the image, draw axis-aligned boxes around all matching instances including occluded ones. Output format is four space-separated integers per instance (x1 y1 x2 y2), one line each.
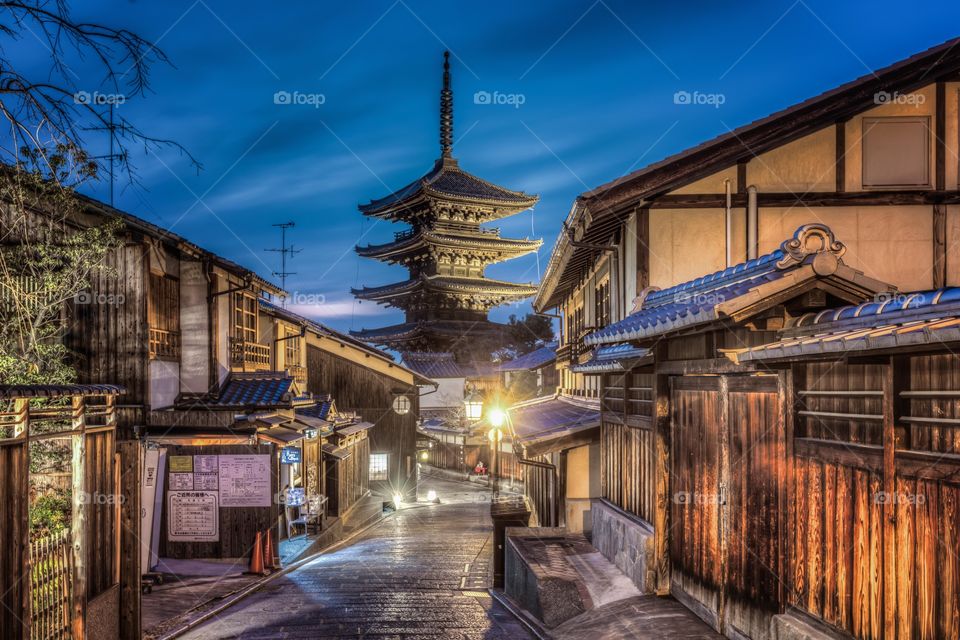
180 474 532 639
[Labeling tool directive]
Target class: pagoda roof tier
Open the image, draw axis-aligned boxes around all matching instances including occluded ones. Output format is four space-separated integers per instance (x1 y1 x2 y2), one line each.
355 227 542 264
358 157 538 220
350 319 508 349
351 274 537 305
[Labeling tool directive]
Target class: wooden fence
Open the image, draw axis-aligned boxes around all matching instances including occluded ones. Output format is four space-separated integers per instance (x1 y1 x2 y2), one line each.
30 531 72 640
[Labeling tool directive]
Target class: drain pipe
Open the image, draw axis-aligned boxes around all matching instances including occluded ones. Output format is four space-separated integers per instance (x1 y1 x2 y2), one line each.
724 179 733 267
747 185 759 261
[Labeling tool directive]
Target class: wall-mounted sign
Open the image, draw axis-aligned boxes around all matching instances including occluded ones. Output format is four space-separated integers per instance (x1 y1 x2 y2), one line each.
281 447 302 464
168 491 219 542
218 454 272 507
392 395 411 416
169 473 194 491
168 455 193 473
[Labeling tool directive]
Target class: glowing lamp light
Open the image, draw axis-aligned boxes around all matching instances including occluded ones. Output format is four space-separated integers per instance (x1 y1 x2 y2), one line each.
488 407 507 429
420 451 429 461
427 490 437 502
464 388 484 421
393 494 402 509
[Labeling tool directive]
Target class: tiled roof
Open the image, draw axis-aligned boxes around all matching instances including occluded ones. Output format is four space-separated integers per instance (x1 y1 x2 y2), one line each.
352 274 538 301
499 343 557 372
402 352 465 378
570 343 650 373
586 224 889 346
359 158 538 214
735 288 960 362
509 395 600 454
297 394 334 421
215 372 294 408
0 384 126 399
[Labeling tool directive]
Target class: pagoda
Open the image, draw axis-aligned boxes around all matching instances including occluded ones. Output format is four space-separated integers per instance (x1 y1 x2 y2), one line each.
352 52 541 356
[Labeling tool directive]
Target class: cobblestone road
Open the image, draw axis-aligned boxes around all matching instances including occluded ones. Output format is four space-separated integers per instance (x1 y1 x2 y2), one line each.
181 478 532 639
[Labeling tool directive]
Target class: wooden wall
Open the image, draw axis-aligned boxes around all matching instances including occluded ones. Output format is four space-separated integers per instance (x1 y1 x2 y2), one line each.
327 435 370 517
84 429 117 598
600 370 655 523
523 456 559 527
0 437 29 640
307 346 419 498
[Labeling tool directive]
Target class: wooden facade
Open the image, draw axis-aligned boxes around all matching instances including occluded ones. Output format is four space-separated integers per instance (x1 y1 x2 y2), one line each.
307 344 420 500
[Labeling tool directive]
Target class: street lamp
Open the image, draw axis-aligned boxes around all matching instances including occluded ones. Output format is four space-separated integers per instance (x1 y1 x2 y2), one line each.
486 405 507 499
464 387 484 421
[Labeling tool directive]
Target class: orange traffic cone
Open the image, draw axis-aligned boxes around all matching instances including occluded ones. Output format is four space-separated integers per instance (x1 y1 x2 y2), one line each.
245 531 265 575
262 529 276 571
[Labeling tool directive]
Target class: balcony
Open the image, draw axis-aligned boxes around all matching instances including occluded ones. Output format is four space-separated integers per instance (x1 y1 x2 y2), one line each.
149 328 181 359
230 337 271 371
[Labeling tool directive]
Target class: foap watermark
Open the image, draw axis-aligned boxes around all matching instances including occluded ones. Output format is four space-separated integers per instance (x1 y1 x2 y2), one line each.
676 291 727 306
74 91 126 106
76 491 124 506
873 291 916 306
874 491 925 506
288 292 326 306
873 90 925 106
74 291 125 306
673 90 725 109
673 491 723 505
273 90 326 108
473 90 526 109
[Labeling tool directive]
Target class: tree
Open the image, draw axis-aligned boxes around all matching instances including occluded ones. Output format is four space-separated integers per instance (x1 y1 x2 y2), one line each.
505 313 555 355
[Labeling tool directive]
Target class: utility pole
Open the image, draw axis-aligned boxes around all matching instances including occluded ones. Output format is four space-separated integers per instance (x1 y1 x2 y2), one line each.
265 222 300 305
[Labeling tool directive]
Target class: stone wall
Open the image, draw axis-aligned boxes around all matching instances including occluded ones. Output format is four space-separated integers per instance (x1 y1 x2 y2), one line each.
86 584 119 640
590 498 655 593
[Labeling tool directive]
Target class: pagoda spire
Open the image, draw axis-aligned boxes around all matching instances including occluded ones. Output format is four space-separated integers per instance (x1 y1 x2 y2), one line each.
440 51 453 158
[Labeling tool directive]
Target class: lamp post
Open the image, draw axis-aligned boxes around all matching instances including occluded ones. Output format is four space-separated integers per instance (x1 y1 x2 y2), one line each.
487 407 506 499
463 385 483 475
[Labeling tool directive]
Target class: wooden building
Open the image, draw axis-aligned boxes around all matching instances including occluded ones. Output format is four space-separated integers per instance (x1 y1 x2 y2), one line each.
498 342 559 403
530 38 960 640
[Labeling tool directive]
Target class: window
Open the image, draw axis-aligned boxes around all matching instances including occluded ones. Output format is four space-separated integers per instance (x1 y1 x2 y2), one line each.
231 291 258 342
284 329 301 367
595 280 610 328
862 117 930 188
148 273 180 359
370 453 388 481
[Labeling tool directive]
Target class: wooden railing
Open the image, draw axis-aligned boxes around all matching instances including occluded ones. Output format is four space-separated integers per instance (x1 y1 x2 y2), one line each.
230 338 271 370
30 530 72 640
148 328 180 359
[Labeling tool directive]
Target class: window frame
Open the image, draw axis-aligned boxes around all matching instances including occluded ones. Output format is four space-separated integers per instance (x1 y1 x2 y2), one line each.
861 115 932 189
369 453 389 482
147 272 181 360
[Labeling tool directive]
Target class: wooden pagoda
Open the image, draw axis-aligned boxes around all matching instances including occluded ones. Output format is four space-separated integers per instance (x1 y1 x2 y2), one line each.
352 52 541 356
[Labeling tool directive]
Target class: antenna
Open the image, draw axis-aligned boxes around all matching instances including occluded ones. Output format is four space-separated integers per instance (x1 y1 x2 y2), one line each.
87 103 127 207
265 221 300 305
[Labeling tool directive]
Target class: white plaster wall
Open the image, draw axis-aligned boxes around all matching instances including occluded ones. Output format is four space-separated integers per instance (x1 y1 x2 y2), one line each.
179 260 210 393
149 359 180 409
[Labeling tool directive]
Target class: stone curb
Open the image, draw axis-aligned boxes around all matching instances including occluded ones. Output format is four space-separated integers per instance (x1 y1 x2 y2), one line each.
487 587 553 640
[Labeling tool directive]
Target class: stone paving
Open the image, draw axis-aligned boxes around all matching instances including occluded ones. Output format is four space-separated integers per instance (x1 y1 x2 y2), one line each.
179 476 532 639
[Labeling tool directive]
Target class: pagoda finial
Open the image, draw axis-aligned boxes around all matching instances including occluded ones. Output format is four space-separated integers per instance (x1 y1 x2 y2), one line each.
440 50 453 158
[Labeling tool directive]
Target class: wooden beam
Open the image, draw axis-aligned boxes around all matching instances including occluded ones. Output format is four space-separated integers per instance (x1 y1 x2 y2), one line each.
934 203 947 289
882 359 897 640
835 122 846 193
117 439 141 640
648 190 960 209
71 396 87 640
14 398 29 640
936 80 946 191
652 342 671 595
737 161 747 194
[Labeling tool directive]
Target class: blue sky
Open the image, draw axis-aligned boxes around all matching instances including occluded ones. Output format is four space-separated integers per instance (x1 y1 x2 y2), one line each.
29 0 960 334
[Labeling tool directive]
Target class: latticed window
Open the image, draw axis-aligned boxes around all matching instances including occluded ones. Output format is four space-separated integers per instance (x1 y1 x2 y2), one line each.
148 273 180 359
285 330 301 367
370 453 388 481
232 291 258 342
595 280 610 328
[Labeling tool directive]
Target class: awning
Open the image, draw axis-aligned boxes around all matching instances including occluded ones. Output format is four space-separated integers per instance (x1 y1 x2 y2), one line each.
336 421 375 437
570 343 650 374
321 443 352 460
292 413 333 433
508 396 600 457
257 425 304 444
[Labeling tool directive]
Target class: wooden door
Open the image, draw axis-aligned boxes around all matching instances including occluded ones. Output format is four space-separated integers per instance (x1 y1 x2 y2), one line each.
725 375 785 639
670 376 725 630
670 374 786 637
